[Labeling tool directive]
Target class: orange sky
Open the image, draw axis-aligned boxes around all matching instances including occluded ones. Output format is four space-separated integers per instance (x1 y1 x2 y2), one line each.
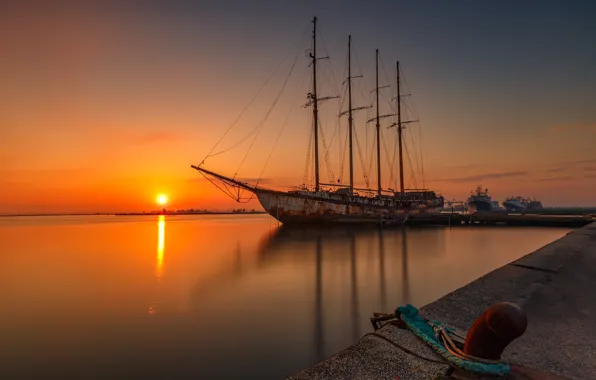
1 5 595 213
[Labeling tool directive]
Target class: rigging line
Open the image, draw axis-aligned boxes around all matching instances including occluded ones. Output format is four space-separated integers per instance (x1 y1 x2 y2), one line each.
236 194 256 204
234 50 300 178
339 120 349 183
403 141 419 189
199 54 289 166
403 110 426 188
322 98 342 173
406 129 422 179
199 172 239 202
353 127 370 188
338 77 348 114
398 65 427 188
379 89 393 108
338 84 348 162
400 83 426 188
404 130 418 183
201 54 288 163
381 128 393 187
417 121 426 187
358 76 371 109
379 54 391 91
352 42 365 85
386 127 397 188
364 91 374 175
366 126 375 188
391 129 398 189
317 27 341 97
303 126 314 186
256 72 307 187
319 121 335 182
351 43 370 111
341 44 349 97
207 26 309 160
221 180 240 200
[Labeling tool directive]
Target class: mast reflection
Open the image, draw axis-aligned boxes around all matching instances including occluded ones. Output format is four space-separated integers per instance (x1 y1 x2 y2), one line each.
378 229 386 311
314 236 324 362
252 225 413 357
401 228 410 304
350 232 360 341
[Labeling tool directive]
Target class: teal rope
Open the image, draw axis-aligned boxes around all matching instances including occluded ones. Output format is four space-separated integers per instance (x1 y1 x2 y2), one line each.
396 305 510 377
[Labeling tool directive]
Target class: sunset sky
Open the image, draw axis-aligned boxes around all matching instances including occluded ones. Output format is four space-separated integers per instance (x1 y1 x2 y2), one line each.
2 1 595 213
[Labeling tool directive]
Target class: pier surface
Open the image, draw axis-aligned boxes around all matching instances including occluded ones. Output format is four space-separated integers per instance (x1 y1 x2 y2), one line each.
406 212 594 227
289 221 596 380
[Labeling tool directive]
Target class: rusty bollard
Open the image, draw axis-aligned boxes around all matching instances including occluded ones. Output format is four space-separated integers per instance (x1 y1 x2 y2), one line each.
451 302 570 379
463 302 527 360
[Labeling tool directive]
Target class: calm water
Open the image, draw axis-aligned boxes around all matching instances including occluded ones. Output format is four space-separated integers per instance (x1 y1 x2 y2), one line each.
0 215 570 379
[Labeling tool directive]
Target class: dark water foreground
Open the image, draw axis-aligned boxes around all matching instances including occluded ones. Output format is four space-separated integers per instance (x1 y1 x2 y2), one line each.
0 215 570 379
291 221 596 380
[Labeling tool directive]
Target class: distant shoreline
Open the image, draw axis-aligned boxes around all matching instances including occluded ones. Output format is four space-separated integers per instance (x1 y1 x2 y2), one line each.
0 211 268 217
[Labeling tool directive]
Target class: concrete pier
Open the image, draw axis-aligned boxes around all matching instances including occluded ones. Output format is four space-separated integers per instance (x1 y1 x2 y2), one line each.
406 212 594 227
289 222 596 380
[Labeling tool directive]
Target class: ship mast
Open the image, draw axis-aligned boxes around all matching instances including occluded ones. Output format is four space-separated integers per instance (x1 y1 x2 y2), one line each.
340 36 366 193
375 49 381 196
348 36 354 192
396 61 405 194
311 17 320 192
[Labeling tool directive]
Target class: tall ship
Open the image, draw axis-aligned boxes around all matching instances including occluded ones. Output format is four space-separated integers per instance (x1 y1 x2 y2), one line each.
502 196 543 212
466 186 494 213
192 17 443 226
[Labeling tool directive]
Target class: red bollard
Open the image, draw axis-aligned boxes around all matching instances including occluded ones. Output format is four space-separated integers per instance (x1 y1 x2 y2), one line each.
463 302 527 360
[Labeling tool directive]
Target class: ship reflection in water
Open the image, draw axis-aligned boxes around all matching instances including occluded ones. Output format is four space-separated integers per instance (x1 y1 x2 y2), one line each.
0 215 571 380
254 225 424 364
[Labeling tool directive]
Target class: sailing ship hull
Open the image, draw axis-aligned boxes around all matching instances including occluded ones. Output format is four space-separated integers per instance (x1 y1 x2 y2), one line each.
255 191 409 226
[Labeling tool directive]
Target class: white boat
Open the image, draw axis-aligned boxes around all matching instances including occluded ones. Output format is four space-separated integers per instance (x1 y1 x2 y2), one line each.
466 186 493 213
503 196 543 212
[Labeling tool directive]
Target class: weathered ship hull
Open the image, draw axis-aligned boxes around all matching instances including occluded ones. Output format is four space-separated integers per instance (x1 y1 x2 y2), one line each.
255 190 409 226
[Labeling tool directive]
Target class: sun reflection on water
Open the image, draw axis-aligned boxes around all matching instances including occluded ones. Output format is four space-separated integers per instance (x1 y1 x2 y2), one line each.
149 215 166 315
156 215 165 280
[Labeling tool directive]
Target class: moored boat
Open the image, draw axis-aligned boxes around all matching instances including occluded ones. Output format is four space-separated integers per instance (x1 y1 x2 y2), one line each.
192 17 442 226
503 196 543 212
466 186 493 213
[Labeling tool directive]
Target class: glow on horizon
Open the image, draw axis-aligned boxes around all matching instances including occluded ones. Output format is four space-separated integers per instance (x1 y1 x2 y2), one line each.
1 3 595 213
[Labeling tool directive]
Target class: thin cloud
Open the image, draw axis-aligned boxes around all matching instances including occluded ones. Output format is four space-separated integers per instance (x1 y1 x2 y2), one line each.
436 164 478 170
548 159 596 171
535 176 574 182
546 167 565 173
1 167 94 180
132 132 181 145
551 124 596 133
565 159 596 165
434 171 528 183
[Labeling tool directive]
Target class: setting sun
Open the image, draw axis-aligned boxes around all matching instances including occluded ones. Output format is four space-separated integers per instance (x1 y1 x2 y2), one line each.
156 194 168 206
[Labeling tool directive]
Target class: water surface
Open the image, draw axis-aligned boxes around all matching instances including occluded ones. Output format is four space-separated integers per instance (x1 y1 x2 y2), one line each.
0 215 570 379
